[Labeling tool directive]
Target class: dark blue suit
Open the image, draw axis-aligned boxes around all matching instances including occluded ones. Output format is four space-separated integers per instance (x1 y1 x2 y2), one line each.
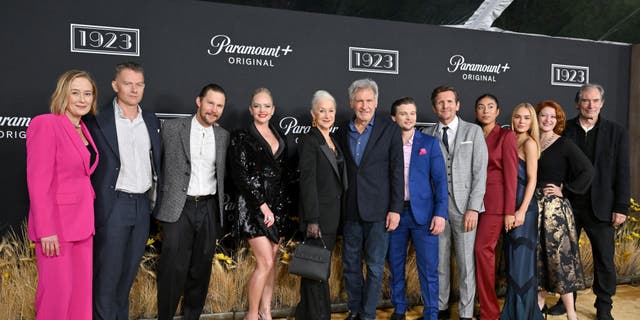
338 115 404 320
388 129 448 319
84 100 161 320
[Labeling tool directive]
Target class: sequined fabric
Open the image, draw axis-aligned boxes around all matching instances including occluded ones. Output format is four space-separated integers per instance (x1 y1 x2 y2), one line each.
228 124 290 243
536 189 585 294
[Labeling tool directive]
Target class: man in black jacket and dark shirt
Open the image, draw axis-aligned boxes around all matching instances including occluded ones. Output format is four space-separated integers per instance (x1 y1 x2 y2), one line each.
549 83 630 320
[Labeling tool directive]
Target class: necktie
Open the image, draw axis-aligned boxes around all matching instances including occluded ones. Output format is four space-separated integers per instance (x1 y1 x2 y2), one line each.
442 126 450 153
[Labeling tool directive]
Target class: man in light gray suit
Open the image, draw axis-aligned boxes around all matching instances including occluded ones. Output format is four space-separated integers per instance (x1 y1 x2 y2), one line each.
154 84 230 320
423 85 488 320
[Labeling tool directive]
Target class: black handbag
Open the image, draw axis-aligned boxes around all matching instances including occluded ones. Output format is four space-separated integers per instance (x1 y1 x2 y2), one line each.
288 237 331 281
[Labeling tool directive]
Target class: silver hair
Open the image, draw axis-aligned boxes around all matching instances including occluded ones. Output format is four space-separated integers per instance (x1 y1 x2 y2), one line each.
348 78 378 101
576 83 605 103
311 90 336 111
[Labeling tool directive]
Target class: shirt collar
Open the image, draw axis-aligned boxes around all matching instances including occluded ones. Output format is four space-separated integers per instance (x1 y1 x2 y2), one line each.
577 116 600 132
438 115 459 132
404 129 415 146
191 116 213 132
349 114 376 131
113 97 142 120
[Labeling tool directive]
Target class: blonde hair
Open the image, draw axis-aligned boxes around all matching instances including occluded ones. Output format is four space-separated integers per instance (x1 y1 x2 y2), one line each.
49 70 98 115
511 103 540 158
250 87 274 106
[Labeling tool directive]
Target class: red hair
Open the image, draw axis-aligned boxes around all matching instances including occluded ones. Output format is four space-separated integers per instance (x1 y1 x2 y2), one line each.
535 100 566 135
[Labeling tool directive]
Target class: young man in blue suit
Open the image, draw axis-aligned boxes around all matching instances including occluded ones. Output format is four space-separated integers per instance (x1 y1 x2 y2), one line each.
388 97 448 320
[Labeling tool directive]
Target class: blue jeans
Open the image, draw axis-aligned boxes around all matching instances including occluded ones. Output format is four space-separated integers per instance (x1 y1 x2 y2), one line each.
342 220 389 320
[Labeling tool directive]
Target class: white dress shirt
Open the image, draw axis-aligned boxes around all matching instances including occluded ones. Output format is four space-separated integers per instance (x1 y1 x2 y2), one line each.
114 99 153 194
187 117 217 196
437 116 459 153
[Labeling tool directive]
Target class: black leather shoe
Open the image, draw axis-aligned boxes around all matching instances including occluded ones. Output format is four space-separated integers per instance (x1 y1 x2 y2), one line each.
390 313 405 320
438 308 450 320
345 313 360 320
547 299 567 315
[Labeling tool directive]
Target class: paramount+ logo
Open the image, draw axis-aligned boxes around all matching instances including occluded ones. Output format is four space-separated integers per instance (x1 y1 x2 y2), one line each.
447 54 511 83
207 34 293 68
0 115 31 140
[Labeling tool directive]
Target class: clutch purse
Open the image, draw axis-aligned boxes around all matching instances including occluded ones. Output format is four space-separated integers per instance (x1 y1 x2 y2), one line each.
288 237 331 281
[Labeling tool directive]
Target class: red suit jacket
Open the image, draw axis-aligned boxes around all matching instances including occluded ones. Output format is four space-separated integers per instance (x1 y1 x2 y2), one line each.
483 125 518 215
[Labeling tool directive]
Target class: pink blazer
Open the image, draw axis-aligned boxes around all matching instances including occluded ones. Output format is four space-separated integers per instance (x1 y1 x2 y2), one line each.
26 114 99 242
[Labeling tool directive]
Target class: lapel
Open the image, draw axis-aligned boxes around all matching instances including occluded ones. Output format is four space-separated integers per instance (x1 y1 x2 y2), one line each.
338 121 356 165
410 129 424 179
141 110 161 155
179 117 192 162
82 121 99 174
96 104 120 159
213 125 224 169
593 117 608 165
250 122 281 162
57 114 92 175
452 118 467 156
360 115 385 166
313 128 341 180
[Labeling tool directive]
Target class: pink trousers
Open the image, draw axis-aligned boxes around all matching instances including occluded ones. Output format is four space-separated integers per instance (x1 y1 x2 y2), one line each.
35 236 92 320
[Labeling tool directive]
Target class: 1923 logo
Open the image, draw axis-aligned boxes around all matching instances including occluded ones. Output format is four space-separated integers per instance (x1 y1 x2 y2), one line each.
551 64 589 87
70 24 140 56
349 47 399 74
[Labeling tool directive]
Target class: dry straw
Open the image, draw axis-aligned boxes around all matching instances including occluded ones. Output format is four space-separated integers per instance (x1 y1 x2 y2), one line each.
2 198 639 319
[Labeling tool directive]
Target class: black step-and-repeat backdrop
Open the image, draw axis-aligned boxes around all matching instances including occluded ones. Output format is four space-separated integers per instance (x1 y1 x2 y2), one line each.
0 0 631 234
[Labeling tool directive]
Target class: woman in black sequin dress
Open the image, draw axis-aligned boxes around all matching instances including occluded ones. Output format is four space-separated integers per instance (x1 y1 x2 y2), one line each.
229 88 290 320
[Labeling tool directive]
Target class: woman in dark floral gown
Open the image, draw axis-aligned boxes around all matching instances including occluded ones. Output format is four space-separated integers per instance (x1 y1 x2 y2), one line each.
534 100 593 320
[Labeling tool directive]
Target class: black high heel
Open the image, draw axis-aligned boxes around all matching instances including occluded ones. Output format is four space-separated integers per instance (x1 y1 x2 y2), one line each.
540 304 548 319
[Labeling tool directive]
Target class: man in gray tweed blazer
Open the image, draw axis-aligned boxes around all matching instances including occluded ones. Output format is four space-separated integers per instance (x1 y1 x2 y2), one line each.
154 84 230 320
423 85 488 320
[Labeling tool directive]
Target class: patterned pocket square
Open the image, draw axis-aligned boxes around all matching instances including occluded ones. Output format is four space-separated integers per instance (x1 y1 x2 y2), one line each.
419 148 427 155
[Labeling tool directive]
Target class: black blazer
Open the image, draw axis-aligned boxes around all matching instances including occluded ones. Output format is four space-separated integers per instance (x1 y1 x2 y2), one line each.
564 116 630 219
84 100 162 227
298 127 347 234
337 115 404 222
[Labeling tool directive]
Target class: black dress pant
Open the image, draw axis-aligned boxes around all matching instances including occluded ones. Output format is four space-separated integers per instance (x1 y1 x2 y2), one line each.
157 196 219 320
294 234 337 320
574 205 616 313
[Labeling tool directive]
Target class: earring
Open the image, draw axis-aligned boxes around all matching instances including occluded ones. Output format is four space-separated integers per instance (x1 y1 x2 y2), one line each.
311 117 317 127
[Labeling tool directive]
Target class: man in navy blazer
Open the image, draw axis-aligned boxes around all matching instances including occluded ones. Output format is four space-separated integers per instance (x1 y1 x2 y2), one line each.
337 79 404 320
85 62 162 320
387 97 448 320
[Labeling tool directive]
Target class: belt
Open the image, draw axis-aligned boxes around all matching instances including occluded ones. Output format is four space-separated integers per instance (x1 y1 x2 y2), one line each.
116 190 147 199
186 194 215 202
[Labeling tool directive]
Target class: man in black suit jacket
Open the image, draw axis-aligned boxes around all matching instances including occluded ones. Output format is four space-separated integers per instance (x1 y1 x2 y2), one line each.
85 62 162 320
558 84 630 320
337 79 404 320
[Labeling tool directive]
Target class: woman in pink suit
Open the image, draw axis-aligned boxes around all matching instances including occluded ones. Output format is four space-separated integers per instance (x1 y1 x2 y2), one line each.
474 93 518 320
26 70 99 320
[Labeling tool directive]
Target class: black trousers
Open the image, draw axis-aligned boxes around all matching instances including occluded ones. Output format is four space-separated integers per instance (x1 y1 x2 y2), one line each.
574 205 616 312
157 196 219 320
294 234 337 320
